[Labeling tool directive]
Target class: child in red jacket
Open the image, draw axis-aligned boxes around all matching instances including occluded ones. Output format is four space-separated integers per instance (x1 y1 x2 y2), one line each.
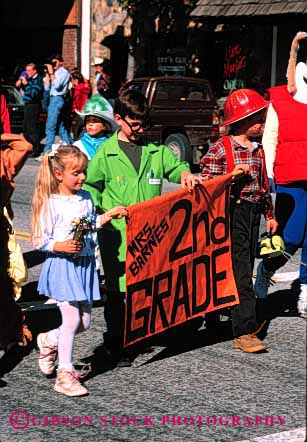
71 72 91 113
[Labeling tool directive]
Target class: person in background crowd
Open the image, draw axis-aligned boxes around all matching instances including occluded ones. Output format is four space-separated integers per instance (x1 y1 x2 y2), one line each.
97 59 113 104
71 71 91 114
0 132 33 352
15 69 28 96
74 95 117 160
255 31 307 319
0 93 11 133
42 66 51 112
200 89 278 353
92 57 104 95
69 71 92 141
84 89 201 368
40 54 72 158
16 63 44 157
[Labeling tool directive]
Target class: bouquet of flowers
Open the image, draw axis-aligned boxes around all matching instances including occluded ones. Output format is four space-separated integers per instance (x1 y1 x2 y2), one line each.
68 215 96 256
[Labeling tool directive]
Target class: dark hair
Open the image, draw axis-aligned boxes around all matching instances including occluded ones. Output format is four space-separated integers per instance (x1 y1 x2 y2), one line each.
71 71 85 83
113 89 149 120
228 109 266 135
51 54 63 62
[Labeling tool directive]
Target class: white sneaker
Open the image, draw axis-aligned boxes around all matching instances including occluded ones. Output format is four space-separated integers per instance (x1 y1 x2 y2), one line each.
297 284 307 318
254 261 274 299
37 332 58 375
54 369 88 397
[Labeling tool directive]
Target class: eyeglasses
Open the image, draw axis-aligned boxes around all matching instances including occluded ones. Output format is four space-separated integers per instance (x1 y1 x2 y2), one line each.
122 117 149 131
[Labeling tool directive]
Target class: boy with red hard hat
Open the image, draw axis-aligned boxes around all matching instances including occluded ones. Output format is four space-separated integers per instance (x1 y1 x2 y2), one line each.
200 88 278 353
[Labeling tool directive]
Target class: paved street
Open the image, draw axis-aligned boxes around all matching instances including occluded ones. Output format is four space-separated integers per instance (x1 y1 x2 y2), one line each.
0 157 306 442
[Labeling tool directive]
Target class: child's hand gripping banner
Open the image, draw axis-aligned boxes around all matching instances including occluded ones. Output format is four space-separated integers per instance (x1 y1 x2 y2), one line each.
124 174 239 347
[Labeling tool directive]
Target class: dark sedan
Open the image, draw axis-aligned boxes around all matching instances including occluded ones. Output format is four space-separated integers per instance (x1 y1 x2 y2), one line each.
0 84 46 137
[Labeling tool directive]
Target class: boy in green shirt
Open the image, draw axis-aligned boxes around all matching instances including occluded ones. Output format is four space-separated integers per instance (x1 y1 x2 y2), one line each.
84 89 201 366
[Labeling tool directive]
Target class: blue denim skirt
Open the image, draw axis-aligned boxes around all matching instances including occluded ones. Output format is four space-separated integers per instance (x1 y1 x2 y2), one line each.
38 254 100 302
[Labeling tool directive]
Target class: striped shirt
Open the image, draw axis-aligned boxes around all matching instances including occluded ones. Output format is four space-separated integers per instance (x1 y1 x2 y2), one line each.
200 136 274 219
22 74 44 104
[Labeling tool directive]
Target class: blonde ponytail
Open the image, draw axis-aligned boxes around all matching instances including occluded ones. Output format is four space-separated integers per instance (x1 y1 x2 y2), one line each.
31 145 87 247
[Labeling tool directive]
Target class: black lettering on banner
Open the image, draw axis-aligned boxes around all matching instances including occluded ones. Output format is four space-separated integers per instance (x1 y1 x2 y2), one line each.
192 255 211 314
128 240 140 258
160 217 169 234
128 218 170 277
136 255 146 269
154 224 164 243
211 216 229 244
170 263 191 324
141 244 151 259
150 270 172 333
143 222 152 237
192 210 210 253
128 222 153 258
135 230 148 248
126 278 153 342
129 261 139 277
212 246 236 305
169 199 193 262
147 234 158 252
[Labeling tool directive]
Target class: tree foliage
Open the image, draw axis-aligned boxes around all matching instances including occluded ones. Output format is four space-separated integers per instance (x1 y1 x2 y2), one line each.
119 0 198 37
118 0 199 76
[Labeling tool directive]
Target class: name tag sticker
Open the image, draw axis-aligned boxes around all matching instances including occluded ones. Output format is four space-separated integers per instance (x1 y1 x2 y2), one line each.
149 178 161 185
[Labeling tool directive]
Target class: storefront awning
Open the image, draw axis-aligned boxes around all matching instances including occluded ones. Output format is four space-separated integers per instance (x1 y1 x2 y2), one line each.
191 1 307 18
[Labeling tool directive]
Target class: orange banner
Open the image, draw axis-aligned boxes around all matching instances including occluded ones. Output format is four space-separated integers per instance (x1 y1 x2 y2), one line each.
124 174 239 346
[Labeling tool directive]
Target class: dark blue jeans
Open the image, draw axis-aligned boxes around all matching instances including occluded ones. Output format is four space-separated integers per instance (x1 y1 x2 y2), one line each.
44 95 72 152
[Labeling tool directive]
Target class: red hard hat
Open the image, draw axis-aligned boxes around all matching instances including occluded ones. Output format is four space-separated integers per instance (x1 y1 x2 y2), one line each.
223 89 269 126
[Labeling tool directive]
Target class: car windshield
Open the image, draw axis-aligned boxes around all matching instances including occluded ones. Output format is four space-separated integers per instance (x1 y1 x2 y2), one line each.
154 81 212 103
1 86 23 105
125 81 149 96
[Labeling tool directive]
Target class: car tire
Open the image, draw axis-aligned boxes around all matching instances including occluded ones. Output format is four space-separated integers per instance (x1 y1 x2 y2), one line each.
164 133 190 162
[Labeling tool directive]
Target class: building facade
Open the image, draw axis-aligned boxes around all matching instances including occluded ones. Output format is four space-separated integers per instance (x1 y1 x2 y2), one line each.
0 0 131 89
191 0 307 97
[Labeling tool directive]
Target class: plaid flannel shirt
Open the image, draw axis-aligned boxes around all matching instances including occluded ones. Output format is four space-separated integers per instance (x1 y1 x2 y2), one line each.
199 137 274 220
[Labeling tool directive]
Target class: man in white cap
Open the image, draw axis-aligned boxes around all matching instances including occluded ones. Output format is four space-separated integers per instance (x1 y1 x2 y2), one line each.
92 57 104 94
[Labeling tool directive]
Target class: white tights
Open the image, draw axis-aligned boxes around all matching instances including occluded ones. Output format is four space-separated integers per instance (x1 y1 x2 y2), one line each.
47 301 91 370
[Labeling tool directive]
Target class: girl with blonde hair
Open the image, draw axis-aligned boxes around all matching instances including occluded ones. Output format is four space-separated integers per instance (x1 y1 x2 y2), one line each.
32 145 126 396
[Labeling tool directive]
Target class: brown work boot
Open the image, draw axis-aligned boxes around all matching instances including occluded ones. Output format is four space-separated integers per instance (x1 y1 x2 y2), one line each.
54 369 88 397
232 333 267 353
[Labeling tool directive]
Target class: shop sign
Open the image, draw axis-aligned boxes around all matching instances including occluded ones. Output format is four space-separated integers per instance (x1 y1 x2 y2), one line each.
156 54 187 76
223 44 247 92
